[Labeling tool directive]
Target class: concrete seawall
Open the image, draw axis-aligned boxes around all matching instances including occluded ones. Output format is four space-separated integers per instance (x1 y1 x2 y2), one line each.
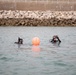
0 10 76 26
0 1 76 11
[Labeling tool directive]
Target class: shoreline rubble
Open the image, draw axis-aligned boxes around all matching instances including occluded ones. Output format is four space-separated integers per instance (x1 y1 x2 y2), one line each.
0 10 76 26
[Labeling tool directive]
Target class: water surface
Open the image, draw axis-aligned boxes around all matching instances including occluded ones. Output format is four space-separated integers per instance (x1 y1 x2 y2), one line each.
0 27 76 75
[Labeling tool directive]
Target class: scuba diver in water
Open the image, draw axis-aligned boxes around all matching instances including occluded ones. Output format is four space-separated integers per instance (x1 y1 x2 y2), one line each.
51 35 61 44
18 37 23 44
15 37 23 44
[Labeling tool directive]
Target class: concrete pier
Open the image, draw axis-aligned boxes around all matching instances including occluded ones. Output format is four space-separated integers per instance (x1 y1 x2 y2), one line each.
0 1 76 11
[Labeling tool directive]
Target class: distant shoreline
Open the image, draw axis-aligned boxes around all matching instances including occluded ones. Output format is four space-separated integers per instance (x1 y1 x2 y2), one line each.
0 10 76 26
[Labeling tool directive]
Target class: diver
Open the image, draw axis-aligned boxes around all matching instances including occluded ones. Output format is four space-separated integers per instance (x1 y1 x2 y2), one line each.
18 37 23 44
15 37 23 44
51 35 61 44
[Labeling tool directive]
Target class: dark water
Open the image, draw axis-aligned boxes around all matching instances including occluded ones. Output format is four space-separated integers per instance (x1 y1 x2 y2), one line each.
0 27 76 75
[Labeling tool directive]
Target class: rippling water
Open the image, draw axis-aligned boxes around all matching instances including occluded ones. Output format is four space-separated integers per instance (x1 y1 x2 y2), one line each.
0 27 76 75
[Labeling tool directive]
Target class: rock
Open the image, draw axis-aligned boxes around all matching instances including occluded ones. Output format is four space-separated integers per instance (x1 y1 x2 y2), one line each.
0 10 76 26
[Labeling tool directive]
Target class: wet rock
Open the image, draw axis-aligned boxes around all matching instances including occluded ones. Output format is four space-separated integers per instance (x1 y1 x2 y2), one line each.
0 10 76 26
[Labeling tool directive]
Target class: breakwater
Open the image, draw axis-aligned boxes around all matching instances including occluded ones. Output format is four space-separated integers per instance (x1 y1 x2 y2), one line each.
0 10 76 26
0 1 76 11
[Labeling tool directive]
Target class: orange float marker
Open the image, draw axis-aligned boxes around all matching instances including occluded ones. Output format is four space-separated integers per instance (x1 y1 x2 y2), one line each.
32 37 40 46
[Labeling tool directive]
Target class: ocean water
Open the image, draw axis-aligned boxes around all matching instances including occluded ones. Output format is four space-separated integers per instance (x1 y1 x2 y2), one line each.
0 27 76 75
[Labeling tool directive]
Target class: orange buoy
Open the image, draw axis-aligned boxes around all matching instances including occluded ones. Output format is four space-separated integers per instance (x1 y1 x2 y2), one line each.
32 37 40 46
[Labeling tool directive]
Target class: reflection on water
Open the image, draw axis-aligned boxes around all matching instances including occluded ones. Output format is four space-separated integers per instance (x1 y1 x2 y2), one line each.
32 46 40 52
32 46 40 57
0 27 76 75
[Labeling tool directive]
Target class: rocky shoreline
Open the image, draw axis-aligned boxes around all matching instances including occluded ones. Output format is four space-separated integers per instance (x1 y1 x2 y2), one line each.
0 10 76 26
